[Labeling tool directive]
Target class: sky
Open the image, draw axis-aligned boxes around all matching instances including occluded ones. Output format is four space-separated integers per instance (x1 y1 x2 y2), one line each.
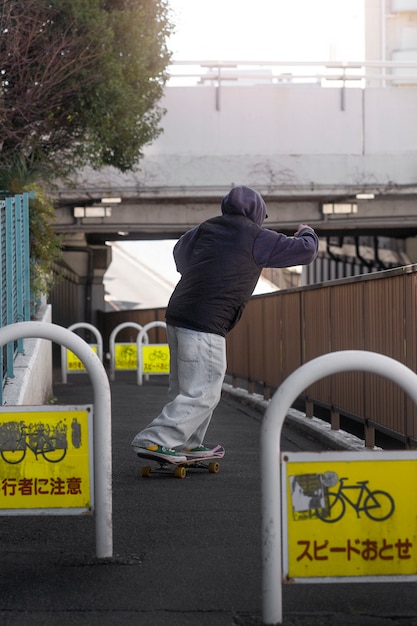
167 0 365 62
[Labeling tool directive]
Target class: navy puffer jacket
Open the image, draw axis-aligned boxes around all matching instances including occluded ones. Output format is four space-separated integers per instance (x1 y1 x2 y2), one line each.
166 186 318 336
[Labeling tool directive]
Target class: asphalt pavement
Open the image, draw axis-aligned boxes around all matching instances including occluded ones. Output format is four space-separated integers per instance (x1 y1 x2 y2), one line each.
0 372 416 625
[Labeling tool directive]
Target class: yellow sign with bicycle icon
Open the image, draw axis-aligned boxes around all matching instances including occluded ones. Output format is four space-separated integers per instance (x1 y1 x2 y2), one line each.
0 406 93 513
142 344 170 374
282 450 417 580
114 343 138 370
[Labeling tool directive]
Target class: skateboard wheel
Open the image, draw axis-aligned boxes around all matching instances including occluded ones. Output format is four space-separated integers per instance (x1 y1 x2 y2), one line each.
208 462 220 474
174 466 187 479
141 466 152 477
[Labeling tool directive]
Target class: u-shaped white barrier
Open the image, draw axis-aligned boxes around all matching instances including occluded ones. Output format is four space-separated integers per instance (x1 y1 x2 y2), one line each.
0 321 112 560
61 322 104 384
261 350 417 625
137 321 167 385
108 322 147 381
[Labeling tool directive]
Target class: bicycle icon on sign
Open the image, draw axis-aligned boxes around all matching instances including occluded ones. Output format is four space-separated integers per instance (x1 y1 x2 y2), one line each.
148 349 168 361
0 421 68 464
317 476 395 523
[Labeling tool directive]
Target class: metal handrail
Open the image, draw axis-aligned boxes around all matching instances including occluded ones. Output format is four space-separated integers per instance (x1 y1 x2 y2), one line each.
167 59 417 87
0 192 31 395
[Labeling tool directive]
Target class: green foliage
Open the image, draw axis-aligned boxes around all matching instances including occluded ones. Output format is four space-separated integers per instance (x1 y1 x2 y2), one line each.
0 0 174 302
85 0 173 171
0 0 173 176
0 157 63 302
26 184 64 302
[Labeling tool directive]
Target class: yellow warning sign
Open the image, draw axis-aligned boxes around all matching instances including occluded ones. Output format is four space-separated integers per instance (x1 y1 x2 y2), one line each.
0 406 93 513
142 344 170 374
115 343 137 370
282 451 417 579
67 345 97 371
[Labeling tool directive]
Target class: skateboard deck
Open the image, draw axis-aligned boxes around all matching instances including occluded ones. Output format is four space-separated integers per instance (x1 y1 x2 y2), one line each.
138 444 225 478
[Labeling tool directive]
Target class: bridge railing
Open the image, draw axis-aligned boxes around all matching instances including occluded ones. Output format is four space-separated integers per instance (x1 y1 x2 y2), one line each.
226 263 417 449
0 192 32 393
168 59 417 88
97 263 417 449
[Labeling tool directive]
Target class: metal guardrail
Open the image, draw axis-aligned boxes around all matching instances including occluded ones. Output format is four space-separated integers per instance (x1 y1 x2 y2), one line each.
167 59 417 87
0 192 32 396
225 264 417 448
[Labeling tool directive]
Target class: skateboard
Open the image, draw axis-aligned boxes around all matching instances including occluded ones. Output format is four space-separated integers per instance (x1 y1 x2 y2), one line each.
138 444 225 479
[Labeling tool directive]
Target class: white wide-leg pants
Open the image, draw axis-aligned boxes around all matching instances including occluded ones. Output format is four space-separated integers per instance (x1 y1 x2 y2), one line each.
132 325 227 450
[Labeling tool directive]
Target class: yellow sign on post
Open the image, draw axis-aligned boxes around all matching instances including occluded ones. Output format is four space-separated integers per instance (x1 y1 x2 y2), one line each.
67 345 98 371
282 450 417 581
0 406 93 514
114 343 137 370
142 344 170 374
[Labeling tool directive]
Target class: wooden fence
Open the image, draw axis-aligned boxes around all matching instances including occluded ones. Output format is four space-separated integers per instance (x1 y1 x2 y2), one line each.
97 264 417 449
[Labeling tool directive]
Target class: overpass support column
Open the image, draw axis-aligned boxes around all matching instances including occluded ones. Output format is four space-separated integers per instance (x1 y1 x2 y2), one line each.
51 234 111 327
405 236 417 263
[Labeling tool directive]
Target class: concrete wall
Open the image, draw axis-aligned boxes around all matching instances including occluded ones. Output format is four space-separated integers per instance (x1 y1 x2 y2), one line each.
68 83 417 198
2 305 53 406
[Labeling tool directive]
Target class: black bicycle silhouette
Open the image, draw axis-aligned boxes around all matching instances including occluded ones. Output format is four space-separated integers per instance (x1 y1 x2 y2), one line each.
0 423 67 464
316 477 395 523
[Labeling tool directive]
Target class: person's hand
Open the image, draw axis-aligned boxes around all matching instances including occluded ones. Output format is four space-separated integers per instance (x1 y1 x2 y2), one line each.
294 224 313 237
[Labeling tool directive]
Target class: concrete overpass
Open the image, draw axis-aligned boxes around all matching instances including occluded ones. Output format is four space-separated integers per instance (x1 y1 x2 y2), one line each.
53 60 417 244
49 60 417 325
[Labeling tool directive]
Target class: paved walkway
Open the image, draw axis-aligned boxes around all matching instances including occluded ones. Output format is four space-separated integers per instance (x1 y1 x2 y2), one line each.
0 374 416 625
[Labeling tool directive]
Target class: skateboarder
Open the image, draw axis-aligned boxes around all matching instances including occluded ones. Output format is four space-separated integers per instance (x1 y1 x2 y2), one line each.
131 185 319 464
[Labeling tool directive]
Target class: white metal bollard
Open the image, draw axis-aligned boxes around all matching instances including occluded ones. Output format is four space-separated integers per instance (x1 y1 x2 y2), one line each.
261 350 417 625
0 321 112 559
137 321 167 385
61 322 104 383
108 322 146 381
